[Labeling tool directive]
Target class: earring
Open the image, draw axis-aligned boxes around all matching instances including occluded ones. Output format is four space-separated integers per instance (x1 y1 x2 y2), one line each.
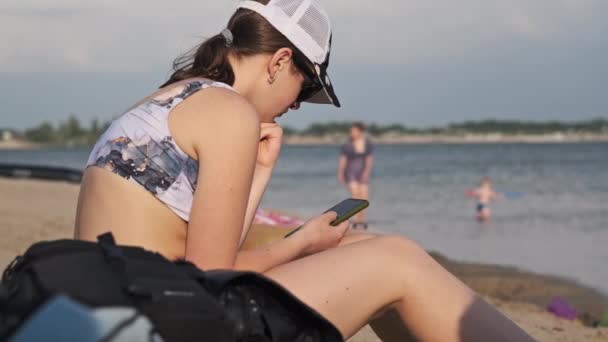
268 75 275 84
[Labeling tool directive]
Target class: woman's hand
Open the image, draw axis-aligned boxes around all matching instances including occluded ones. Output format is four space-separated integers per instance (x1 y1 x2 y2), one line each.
257 123 283 170
361 172 370 183
297 211 349 255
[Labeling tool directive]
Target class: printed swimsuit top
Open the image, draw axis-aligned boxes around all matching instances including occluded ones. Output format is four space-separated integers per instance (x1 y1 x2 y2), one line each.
85 79 236 221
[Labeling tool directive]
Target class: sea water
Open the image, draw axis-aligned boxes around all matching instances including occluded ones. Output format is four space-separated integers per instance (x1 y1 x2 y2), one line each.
1 142 607 294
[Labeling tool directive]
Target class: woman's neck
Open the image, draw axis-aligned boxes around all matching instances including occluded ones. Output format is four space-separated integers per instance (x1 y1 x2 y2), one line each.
229 54 267 101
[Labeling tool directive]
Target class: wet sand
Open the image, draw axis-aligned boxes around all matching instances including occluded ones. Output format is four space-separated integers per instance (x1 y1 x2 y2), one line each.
1 178 607 341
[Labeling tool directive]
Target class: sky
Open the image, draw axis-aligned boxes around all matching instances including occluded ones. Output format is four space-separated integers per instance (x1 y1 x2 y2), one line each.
1 0 607 130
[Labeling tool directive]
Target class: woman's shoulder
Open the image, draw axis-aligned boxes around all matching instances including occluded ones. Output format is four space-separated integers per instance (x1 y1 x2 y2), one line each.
168 80 260 156
173 80 258 125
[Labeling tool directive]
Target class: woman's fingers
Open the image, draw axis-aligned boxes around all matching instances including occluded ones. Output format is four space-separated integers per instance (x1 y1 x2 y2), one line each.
321 211 338 223
335 220 350 239
257 123 283 168
260 122 283 139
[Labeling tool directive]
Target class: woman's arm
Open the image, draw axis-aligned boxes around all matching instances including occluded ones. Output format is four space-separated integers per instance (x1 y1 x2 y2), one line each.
362 141 374 183
175 88 260 270
235 229 308 272
235 212 349 272
172 89 348 271
337 154 347 184
239 124 283 243
240 166 272 242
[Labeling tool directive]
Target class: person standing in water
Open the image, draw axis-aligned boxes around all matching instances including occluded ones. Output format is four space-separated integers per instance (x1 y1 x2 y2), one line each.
472 177 499 222
337 122 374 229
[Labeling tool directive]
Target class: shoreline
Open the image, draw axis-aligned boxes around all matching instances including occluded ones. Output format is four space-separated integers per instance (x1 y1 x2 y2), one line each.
283 133 608 145
0 140 41 150
430 251 608 325
2 134 608 150
1 177 607 341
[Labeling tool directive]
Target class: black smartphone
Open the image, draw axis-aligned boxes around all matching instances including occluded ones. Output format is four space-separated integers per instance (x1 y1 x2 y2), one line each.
284 198 370 238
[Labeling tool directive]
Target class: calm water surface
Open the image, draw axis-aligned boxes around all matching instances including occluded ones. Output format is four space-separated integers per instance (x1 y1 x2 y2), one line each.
1 143 607 293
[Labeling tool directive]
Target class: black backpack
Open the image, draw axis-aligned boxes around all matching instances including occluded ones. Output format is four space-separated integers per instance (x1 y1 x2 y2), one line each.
0 233 342 342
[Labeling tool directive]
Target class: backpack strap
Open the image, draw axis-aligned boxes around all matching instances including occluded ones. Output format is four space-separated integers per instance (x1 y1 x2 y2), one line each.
97 232 117 247
97 233 152 300
1 256 24 289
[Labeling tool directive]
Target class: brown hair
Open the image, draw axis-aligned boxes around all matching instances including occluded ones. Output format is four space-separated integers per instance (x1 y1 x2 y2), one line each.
352 122 366 131
160 0 309 88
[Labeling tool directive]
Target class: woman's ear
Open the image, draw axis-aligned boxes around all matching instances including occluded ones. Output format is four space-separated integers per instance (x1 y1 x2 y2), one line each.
267 48 294 80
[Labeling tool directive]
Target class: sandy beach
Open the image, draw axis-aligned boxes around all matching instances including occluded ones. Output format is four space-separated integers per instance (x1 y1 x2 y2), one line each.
1 177 607 341
0 140 40 150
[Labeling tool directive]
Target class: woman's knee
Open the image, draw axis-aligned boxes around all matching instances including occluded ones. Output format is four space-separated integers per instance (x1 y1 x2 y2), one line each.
341 231 377 243
376 235 424 253
354 235 436 298
371 235 434 270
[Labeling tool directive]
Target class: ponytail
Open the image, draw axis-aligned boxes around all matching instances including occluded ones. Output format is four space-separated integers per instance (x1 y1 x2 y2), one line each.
160 33 234 88
160 0 302 89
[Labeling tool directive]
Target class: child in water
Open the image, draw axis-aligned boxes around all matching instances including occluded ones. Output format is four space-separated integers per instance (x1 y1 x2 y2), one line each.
472 177 499 222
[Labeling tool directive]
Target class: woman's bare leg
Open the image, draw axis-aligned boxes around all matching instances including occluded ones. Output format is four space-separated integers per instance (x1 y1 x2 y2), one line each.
339 232 417 341
348 182 360 199
265 235 533 341
348 182 368 225
368 308 417 342
357 183 370 224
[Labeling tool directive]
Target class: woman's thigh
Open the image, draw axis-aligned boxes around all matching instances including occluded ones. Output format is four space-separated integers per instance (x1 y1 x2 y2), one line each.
264 236 407 337
263 235 472 339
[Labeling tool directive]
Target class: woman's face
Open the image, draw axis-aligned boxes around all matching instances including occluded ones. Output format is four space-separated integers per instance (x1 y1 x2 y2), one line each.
268 64 306 123
256 66 307 124
255 50 317 123
350 127 363 139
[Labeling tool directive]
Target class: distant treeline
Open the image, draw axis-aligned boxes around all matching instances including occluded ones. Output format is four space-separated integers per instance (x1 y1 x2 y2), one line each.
20 115 109 146
446 119 608 135
11 117 608 145
287 118 608 136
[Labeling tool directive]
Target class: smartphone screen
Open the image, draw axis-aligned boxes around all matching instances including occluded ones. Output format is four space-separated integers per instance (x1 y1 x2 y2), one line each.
325 198 369 226
284 198 369 238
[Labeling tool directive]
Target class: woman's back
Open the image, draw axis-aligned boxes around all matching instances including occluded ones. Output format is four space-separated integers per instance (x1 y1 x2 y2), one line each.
75 79 237 259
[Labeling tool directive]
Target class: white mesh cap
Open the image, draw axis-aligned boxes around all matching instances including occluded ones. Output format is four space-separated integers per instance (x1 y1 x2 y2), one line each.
235 0 340 107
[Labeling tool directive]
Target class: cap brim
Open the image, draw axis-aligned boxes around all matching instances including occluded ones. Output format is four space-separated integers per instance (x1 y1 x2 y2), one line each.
305 64 340 107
